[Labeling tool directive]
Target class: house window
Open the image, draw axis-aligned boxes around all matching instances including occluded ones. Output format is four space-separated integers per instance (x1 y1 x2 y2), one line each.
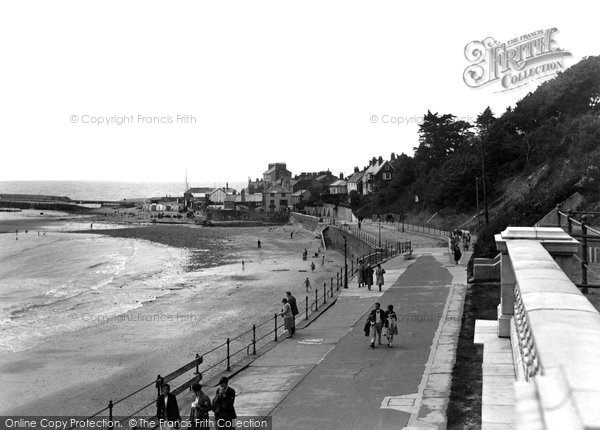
270 200 275 205
385 164 390 171
280 200 288 207
271 193 275 197
383 173 392 180
281 193 286 197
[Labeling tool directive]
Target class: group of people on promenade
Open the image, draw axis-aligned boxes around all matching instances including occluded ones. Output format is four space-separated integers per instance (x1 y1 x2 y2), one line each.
156 376 236 430
356 261 386 291
450 229 470 264
364 302 398 348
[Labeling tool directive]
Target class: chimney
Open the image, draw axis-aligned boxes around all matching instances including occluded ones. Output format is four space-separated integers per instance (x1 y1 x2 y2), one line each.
226 182 229 189
354 166 359 173
378 156 383 165
371 157 377 166
339 172 344 179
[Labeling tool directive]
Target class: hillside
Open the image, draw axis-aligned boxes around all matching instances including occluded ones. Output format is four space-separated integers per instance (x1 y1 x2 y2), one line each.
354 55 600 258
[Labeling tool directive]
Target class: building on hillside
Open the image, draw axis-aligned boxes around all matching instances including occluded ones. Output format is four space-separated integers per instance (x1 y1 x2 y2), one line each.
264 185 290 212
247 177 265 194
263 163 292 191
291 189 311 211
184 187 214 210
347 168 365 194
329 179 348 195
362 156 395 195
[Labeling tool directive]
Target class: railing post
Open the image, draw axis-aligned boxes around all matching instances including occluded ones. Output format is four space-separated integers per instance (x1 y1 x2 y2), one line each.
582 215 589 294
315 290 319 311
195 353 201 375
156 375 163 397
305 296 309 320
567 210 573 235
351 259 354 274
330 282 333 297
274 314 278 342
336 272 339 289
331 276 333 292
556 203 562 227
252 325 256 355
108 400 113 426
226 337 231 371
323 282 327 304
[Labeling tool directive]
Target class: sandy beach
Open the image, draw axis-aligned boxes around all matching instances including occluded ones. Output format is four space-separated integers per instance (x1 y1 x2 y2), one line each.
0 218 345 416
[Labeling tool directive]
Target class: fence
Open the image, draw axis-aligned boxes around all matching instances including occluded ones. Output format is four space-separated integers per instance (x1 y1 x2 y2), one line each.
556 206 600 293
69 257 389 430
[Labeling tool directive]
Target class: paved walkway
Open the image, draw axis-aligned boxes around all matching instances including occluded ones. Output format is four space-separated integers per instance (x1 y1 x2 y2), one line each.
214 247 467 429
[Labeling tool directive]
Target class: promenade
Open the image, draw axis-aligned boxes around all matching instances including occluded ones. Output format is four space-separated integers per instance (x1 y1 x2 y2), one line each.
188 246 467 429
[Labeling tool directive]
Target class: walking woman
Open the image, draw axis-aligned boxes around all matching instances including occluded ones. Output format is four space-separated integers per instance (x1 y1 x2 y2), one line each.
280 298 294 338
189 383 212 430
375 264 386 292
385 305 398 347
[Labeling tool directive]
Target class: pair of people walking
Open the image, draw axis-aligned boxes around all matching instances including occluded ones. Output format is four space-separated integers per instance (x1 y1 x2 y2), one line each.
280 292 299 337
364 303 398 348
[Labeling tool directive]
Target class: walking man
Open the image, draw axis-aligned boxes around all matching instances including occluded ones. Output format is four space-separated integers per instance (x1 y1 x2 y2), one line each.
257 239 261 248
368 303 387 347
286 291 299 335
156 384 181 427
212 376 237 429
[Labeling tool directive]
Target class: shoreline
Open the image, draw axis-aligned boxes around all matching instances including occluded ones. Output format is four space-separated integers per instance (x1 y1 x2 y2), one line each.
0 218 346 416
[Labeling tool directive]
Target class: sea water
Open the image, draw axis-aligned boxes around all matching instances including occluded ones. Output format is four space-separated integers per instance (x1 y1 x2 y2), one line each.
0 225 188 352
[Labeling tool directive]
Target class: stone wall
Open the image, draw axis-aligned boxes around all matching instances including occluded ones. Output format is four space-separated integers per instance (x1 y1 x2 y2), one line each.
289 212 321 232
207 209 289 222
322 226 373 263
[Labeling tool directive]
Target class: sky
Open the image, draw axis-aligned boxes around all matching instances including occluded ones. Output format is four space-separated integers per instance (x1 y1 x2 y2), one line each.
0 0 597 184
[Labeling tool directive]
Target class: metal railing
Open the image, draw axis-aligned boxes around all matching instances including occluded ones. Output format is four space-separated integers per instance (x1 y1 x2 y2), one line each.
556 205 600 293
69 261 370 430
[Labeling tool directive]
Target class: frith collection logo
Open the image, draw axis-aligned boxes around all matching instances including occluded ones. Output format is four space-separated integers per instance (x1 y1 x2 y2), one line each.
463 28 572 92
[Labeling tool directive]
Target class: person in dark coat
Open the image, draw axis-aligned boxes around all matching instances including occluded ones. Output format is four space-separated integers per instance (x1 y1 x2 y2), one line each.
368 302 388 347
156 384 181 426
453 244 462 265
286 291 299 334
365 265 374 290
357 261 365 287
212 376 237 429
189 383 211 430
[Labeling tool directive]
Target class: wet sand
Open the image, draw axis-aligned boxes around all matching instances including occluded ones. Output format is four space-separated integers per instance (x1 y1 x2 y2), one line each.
0 221 344 416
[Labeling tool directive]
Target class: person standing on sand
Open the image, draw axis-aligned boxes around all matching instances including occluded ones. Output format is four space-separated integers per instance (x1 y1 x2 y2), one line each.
241 260 244 270
212 377 237 429
189 383 211 430
375 264 386 292
310 261 315 272
257 239 261 248
304 277 311 292
280 297 294 338
290 231 293 239
286 292 299 334
321 255 325 267
156 384 181 427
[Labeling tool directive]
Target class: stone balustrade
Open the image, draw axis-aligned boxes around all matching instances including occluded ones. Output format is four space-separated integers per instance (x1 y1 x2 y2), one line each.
494 227 600 429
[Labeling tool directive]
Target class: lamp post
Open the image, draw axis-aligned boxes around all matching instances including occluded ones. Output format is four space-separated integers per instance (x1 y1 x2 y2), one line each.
343 234 348 288
475 176 480 228
479 139 489 225
378 214 382 247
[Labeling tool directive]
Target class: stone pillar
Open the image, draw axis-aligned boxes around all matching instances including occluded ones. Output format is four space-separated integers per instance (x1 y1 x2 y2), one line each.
495 226 580 339
498 253 515 337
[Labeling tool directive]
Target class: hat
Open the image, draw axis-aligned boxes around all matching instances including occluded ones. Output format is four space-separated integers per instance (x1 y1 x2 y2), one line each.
214 376 229 386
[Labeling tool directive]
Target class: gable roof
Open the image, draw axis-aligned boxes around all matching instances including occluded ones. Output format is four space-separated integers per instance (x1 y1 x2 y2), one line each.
187 187 213 194
266 185 287 193
347 171 365 183
330 179 347 187
364 160 394 176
